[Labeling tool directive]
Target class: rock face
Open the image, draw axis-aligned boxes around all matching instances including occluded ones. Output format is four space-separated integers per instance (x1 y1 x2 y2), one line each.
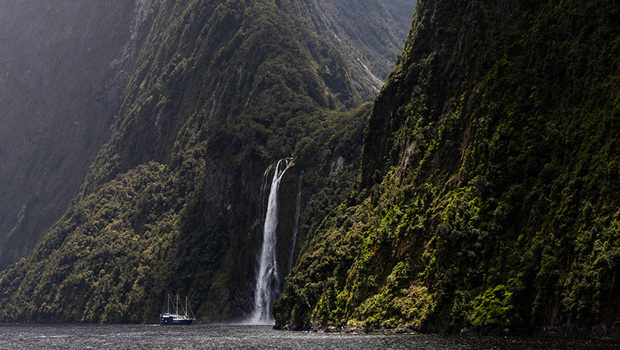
275 0 620 336
0 0 414 322
0 0 140 269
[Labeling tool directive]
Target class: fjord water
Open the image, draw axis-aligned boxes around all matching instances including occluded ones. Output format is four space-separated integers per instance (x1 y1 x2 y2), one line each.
1 324 619 350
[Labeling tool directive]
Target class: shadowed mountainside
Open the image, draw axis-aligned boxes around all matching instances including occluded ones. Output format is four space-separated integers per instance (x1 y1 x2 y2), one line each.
0 0 139 269
275 0 620 336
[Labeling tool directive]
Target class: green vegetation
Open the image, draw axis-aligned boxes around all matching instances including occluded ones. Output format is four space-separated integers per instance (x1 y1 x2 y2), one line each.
275 0 620 335
0 0 408 323
6 0 616 335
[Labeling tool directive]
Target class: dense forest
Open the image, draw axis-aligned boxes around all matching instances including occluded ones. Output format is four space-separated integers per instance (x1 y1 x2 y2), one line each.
0 0 412 322
275 0 620 337
1 0 618 337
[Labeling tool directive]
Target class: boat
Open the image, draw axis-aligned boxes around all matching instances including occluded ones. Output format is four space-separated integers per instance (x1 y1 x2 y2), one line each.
160 293 195 325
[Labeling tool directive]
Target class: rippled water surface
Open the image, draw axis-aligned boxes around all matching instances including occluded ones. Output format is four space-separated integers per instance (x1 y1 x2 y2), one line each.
0 324 618 350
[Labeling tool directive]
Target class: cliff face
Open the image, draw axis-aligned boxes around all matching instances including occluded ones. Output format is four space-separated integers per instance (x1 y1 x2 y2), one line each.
283 0 414 99
0 0 140 269
0 0 414 322
275 0 620 335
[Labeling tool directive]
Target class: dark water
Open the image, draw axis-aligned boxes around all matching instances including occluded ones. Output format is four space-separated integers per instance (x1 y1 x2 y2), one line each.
0 324 618 350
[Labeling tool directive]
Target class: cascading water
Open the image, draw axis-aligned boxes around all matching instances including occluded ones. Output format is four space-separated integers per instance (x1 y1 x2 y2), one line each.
249 159 291 324
288 170 303 272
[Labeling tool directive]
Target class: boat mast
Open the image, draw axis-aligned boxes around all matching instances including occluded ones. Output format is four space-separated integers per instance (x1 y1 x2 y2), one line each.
176 294 180 315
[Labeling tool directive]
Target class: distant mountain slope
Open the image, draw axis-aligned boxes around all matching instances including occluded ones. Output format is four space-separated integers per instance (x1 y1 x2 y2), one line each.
0 0 139 269
275 0 620 335
0 0 413 322
285 0 414 99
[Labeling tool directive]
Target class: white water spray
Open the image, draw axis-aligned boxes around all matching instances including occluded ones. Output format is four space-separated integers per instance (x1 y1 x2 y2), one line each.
249 159 291 324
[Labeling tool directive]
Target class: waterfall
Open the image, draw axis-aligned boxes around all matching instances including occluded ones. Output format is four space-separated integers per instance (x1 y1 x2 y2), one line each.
288 170 303 272
249 159 291 324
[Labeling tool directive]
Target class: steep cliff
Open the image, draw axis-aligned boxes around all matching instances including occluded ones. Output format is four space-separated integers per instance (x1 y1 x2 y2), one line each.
0 0 414 322
0 0 140 269
275 0 620 335
283 0 414 99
